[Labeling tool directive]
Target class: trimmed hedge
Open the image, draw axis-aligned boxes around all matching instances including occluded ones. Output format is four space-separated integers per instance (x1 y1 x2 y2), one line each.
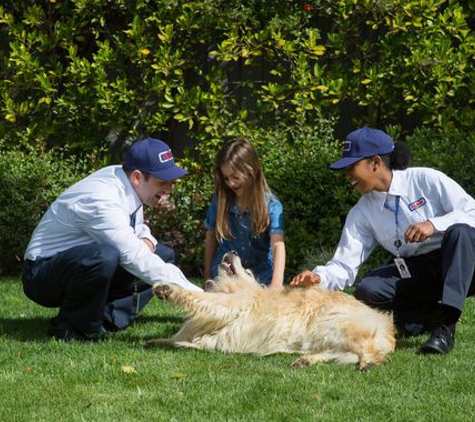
1 0 475 157
0 139 91 274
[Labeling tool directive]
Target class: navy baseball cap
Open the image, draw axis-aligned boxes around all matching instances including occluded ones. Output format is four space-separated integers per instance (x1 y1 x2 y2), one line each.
329 127 394 170
125 138 189 181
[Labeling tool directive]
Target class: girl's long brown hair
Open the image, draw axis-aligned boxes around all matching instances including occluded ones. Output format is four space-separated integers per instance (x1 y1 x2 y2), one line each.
214 139 270 241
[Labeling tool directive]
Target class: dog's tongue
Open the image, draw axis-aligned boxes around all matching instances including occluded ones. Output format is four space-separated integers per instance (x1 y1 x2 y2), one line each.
223 261 235 276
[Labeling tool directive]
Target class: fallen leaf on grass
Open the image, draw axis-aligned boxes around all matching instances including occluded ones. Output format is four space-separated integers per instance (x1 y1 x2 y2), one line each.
171 373 186 380
121 365 137 374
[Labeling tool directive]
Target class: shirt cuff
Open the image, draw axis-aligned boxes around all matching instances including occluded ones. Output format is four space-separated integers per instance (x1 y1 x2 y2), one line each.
141 236 157 251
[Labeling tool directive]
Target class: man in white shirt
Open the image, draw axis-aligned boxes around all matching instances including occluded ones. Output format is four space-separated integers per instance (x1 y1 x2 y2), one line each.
292 127 475 355
22 138 202 341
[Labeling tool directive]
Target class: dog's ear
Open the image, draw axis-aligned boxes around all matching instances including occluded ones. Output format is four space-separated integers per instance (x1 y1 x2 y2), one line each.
204 279 215 291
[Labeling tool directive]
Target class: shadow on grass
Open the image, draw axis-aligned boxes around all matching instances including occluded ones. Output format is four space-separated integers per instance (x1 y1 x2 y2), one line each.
137 315 184 325
120 314 184 344
0 317 51 342
0 312 184 345
395 336 425 351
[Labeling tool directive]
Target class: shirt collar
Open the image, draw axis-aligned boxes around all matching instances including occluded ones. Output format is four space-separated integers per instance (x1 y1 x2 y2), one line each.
370 170 406 211
388 170 405 197
228 193 273 215
116 166 143 213
229 200 248 215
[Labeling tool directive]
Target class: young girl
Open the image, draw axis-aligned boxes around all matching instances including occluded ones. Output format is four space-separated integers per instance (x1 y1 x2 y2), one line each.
204 138 286 289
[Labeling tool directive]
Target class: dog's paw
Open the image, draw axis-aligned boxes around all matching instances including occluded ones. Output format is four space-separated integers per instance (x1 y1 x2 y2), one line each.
153 284 172 300
290 356 310 369
357 361 376 372
204 279 215 291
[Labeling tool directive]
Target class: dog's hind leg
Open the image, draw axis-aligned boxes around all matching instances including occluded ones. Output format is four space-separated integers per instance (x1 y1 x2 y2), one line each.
291 351 359 368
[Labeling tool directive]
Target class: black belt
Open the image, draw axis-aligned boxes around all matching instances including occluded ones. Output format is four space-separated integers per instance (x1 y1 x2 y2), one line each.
23 259 36 271
23 257 51 271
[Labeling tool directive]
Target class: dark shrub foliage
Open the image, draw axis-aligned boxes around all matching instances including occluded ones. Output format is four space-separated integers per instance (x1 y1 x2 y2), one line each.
0 139 91 274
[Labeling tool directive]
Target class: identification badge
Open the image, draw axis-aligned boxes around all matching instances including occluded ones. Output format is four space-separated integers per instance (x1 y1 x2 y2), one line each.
394 258 412 279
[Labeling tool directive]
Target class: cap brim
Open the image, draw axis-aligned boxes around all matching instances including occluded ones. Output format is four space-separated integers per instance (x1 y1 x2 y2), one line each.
150 165 189 181
329 157 364 170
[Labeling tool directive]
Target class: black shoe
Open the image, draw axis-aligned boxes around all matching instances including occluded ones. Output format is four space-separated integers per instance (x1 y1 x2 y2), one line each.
419 325 455 355
84 325 110 341
47 317 90 342
48 317 107 342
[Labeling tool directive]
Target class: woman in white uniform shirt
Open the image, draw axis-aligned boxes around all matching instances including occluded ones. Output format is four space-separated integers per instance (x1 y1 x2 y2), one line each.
292 127 475 355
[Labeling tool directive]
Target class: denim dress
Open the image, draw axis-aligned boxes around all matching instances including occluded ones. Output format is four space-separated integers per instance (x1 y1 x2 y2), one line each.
204 194 284 285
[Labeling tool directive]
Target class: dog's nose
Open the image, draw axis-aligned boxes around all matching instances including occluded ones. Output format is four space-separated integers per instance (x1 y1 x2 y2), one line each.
230 250 238 256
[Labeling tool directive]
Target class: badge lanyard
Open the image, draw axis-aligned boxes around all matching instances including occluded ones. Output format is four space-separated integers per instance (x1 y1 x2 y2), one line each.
383 195 402 257
393 196 403 258
384 195 411 278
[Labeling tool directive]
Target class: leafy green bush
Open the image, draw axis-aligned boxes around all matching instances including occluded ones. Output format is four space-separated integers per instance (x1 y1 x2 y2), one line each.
2 0 475 157
0 138 91 274
259 120 357 275
312 0 475 130
0 0 330 154
405 127 475 196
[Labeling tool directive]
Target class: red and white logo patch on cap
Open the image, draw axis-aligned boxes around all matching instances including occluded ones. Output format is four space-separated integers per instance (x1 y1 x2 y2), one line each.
342 141 351 152
158 150 174 163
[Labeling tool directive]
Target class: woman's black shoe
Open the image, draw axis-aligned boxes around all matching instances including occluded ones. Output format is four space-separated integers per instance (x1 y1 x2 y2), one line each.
419 325 455 355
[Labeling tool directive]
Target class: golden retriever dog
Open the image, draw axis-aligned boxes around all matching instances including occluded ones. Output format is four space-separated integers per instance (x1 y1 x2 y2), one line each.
144 252 395 371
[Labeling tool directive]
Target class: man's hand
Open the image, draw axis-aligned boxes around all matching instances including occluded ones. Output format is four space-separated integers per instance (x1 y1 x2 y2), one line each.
404 221 435 243
142 238 155 252
290 270 321 287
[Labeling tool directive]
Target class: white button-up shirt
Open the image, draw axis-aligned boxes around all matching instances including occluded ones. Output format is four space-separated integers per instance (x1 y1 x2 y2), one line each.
314 167 475 291
25 165 202 292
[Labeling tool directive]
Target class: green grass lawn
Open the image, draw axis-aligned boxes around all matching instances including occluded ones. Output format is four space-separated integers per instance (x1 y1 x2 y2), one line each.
1 276 475 422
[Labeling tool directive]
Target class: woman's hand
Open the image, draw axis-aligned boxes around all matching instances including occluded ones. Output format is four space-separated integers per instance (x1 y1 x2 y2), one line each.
404 221 435 243
290 270 321 287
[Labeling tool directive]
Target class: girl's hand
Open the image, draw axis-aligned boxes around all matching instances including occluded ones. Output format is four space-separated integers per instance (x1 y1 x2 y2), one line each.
290 270 321 287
